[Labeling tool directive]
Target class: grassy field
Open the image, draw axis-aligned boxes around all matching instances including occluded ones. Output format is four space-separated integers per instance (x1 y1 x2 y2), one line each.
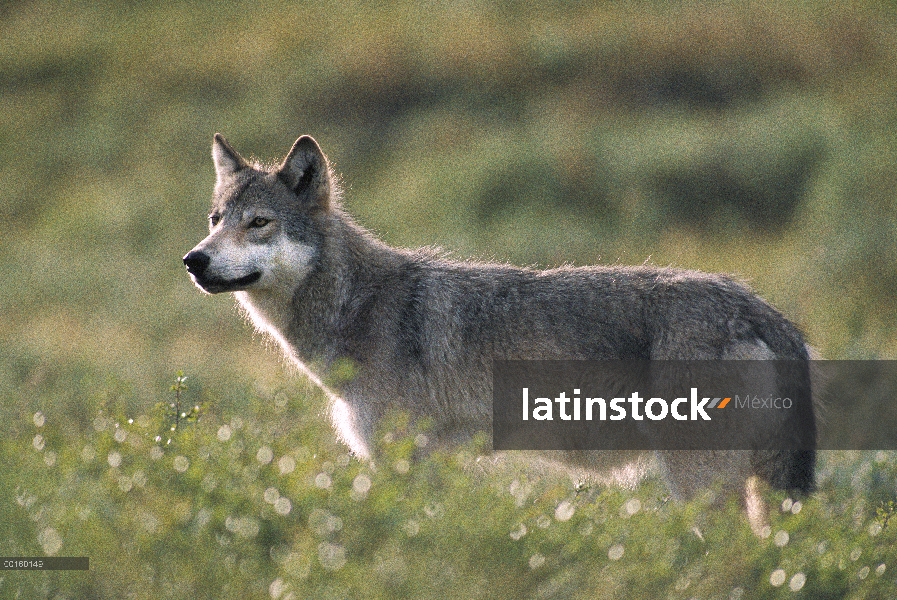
2 1 897 597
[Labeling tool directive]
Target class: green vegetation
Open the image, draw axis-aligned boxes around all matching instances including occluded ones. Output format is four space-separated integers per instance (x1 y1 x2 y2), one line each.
2 1 897 597
5 385 897 598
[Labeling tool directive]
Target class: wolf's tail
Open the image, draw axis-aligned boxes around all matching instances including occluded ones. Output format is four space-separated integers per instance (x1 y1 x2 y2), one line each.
754 449 816 494
751 352 817 494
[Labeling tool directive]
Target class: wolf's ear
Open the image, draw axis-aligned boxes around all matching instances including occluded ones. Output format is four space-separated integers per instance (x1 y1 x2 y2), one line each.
212 133 248 182
278 136 331 211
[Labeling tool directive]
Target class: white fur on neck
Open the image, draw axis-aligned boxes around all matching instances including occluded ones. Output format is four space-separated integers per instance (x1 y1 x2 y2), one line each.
234 265 371 460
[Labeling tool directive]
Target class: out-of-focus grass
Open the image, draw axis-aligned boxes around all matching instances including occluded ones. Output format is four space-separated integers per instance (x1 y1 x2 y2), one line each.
4 385 897 598
2 0 897 597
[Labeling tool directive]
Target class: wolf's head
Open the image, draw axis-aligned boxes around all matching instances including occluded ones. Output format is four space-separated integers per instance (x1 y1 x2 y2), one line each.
183 135 335 294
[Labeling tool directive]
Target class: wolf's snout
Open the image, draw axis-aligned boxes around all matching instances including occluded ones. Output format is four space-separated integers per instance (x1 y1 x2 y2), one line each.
183 250 210 276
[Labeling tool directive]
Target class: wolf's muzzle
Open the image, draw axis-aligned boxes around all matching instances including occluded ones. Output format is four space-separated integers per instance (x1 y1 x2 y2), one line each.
183 250 262 292
183 250 210 277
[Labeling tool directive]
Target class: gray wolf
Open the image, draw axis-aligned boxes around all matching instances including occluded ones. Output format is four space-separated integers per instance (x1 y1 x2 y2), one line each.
184 134 816 532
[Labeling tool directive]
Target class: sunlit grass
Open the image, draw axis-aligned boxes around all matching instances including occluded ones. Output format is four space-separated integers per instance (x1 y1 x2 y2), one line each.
2 375 897 598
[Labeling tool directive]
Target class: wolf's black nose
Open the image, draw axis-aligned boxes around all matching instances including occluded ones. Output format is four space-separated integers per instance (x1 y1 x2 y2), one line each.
183 251 210 276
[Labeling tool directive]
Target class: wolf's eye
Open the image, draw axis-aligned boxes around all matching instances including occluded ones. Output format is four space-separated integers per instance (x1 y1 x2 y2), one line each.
209 213 221 226
250 217 271 228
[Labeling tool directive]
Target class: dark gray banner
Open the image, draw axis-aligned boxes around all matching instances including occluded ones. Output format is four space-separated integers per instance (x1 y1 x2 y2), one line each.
492 360 897 450
1 557 89 570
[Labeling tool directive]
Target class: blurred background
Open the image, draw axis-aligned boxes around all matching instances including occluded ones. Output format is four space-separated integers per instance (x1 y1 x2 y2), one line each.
2 0 897 409
2 1 897 597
